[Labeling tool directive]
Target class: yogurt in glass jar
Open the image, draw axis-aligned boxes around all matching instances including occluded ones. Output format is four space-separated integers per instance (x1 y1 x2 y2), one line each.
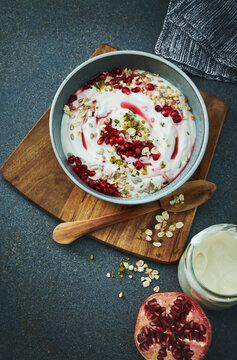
178 224 237 310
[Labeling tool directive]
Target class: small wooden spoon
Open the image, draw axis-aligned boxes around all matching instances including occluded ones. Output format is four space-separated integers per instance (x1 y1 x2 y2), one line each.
53 180 216 244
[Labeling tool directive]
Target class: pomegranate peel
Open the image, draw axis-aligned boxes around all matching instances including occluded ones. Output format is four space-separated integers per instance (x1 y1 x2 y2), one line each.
134 292 211 360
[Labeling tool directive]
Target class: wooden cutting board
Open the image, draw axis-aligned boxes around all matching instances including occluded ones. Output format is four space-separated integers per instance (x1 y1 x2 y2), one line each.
1 44 227 263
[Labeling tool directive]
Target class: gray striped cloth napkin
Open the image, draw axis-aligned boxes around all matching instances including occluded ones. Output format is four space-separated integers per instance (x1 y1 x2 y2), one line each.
155 0 237 83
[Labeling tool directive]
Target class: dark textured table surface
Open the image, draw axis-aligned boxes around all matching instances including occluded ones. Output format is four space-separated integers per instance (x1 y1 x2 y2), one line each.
1 1 237 359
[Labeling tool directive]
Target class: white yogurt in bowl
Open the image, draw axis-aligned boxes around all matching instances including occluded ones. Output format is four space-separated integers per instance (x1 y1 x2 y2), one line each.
61 67 196 198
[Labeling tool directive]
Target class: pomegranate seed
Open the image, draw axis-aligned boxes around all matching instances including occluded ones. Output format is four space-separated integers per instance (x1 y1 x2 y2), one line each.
68 94 77 104
99 74 106 81
125 142 132 149
109 79 116 85
97 137 104 145
164 105 172 111
134 147 142 156
72 165 79 173
89 79 96 86
122 87 131 95
75 157 82 167
108 188 114 195
147 142 154 150
68 155 75 164
125 150 132 157
145 83 155 91
111 128 118 135
117 136 124 144
134 159 143 170
109 70 116 77
116 68 122 75
152 153 160 161
173 115 182 123
106 132 112 138
100 181 106 188
132 86 141 93
114 84 122 89
89 180 97 188
80 164 87 173
155 105 163 112
163 110 170 117
170 110 179 118
88 170 96 177
126 76 132 83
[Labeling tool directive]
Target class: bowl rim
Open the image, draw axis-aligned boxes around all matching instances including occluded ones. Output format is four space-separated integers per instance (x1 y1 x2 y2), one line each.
49 50 209 205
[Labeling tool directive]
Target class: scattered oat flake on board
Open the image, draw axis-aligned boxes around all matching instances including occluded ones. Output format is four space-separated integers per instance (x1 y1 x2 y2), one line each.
145 229 153 236
166 231 173 238
157 231 165 237
155 215 164 223
162 211 169 220
176 222 184 229
146 235 152 241
154 286 160 293
169 225 176 232
119 292 124 298
153 242 162 247
162 220 167 227
155 223 162 230
106 273 111 278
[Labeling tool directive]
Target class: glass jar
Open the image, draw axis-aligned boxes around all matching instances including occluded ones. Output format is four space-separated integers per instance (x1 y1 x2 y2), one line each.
178 224 237 310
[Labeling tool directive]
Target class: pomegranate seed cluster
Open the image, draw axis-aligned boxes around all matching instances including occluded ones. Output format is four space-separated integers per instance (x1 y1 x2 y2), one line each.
61 67 196 197
135 293 212 360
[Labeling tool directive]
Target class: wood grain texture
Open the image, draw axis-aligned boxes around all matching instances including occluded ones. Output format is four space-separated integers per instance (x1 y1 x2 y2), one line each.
1 44 227 263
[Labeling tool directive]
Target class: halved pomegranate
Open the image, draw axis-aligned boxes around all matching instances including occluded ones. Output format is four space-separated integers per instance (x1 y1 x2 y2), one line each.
134 292 211 360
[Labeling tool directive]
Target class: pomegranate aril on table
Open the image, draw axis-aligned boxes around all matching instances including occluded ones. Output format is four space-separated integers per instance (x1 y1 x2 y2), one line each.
134 292 211 360
61 67 196 197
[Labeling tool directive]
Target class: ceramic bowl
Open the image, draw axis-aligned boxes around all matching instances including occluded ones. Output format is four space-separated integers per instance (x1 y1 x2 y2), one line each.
49 50 209 205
